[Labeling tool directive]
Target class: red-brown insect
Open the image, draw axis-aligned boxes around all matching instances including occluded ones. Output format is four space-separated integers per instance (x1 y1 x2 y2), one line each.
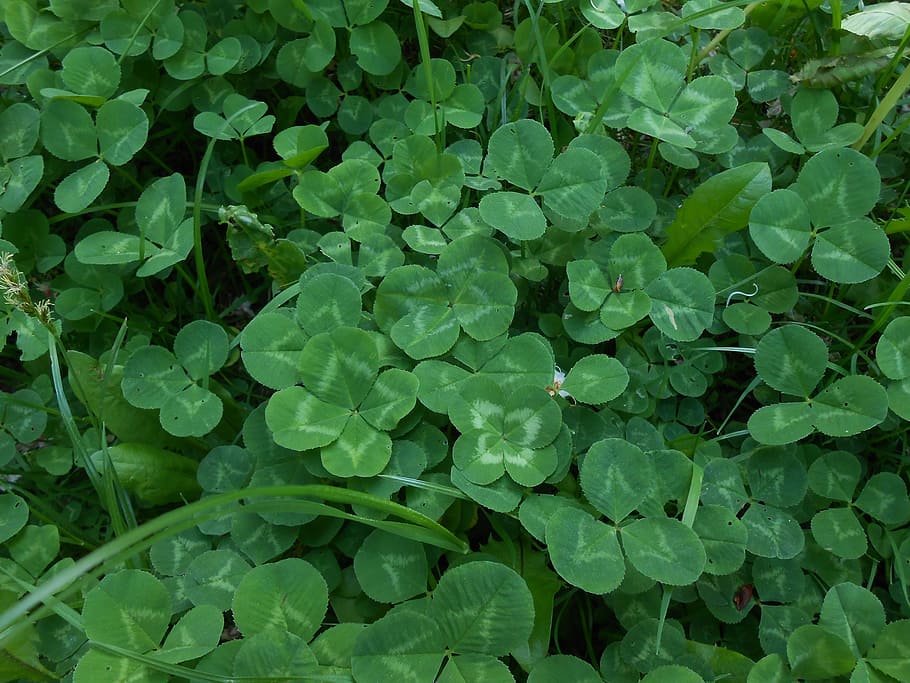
733 584 755 611
612 273 623 293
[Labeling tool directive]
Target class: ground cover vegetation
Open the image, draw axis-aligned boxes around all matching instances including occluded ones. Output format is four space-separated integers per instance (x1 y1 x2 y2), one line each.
0 0 909 680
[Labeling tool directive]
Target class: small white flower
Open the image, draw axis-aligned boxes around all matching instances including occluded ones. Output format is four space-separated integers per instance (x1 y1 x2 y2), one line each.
547 366 574 400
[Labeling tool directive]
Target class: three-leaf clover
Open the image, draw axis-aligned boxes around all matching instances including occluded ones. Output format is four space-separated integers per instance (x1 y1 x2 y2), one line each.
121 321 229 437
748 325 889 445
374 235 517 359
447 377 562 486
265 326 418 477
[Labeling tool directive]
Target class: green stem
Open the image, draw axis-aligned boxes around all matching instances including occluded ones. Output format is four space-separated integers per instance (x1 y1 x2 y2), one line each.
192 140 217 320
412 0 442 147
854 56 910 153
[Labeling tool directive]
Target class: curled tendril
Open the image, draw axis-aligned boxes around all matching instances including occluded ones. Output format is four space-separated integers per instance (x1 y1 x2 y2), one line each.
725 283 759 307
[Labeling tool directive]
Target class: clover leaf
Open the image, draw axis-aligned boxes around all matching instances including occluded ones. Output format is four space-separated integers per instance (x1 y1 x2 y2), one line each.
74 173 192 276
121 321 229 437
265 326 418 477
448 377 562 486
374 235 517 359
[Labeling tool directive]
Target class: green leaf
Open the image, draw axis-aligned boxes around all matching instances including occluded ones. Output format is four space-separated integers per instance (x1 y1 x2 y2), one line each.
0 103 39 158
546 506 625 594
641 665 705 683
411 181 460 227
174 320 229 380
299 327 378 409
74 231 150 266
811 375 889 437
562 355 629 404
645 267 716 342
83 570 170 651
41 99 97 162
450 270 517 340
451 432 502 485
478 191 547 241
747 655 790 683
206 36 241 75
723 302 771 335
669 76 738 147
754 325 828 397
620 517 706 585
746 448 808 508
627 108 696 147
792 148 880 228
321 414 392 477
790 88 863 151
854 473 910 526
742 503 805 559
598 186 657 233
0 156 44 213
808 450 861 502
451 466 523 513
617 39 687 112
61 45 120 98
579 438 652 523
88 442 200 505
351 611 446 682
97 99 148 166
8 524 58 577
693 504 748 575
121 345 189 409
232 558 327 641
265 386 350 450
484 119 553 191
0 493 29 544
392 302 461 359
609 232 667 289
537 148 607 220
54 160 110 213
819 583 886 657
842 2 910 40
240 312 307 390
811 508 867 559
866 620 910 680
296 272 362 335
354 530 427 603
156 604 222 663
662 162 772 266
349 21 401 76
600 290 652 330
567 260 611 311
430 561 534 656
749 189 812 264
876 317 910 380
763 127 806 154
502 385 562 448
747 402 814 445
582 0 625 29
359 368 419 431
528 654 602 682
811 218 890 284
159 384 222 437
135 173 187 243
568 134 631 192
787 625 856 678
887 378 910 420
449 378 505 434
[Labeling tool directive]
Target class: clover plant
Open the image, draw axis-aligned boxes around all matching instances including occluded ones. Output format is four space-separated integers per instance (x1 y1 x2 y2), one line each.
1 1 910 682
